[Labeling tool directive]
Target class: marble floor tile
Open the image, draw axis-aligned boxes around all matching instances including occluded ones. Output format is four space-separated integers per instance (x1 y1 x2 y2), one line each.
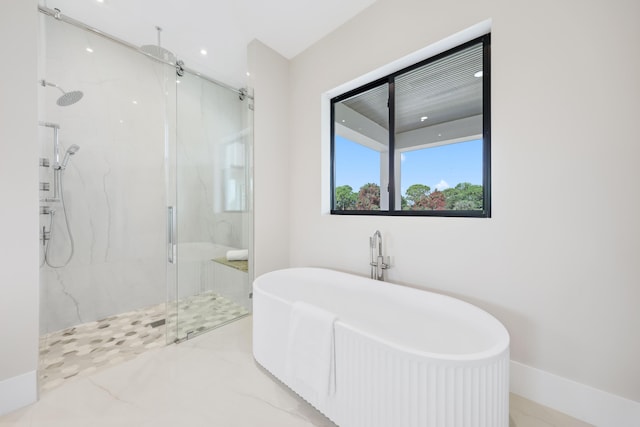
509 393 594 427
39 291 249 391
2 316 591 427
3 317 333 427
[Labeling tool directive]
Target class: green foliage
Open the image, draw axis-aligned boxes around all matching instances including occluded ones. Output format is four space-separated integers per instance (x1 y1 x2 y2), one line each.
442 182 483 210
334 181 482 211
335 185 357 210
403 181 482 211
404 184 431 208
401 195 408 210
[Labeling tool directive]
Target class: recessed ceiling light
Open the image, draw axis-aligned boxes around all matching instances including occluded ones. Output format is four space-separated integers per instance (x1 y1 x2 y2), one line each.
86 47 93 53
474 71 483 78
420 116 428 122
200 49 207 56
96 0 104 3
132 100 138 105
246 72 251 77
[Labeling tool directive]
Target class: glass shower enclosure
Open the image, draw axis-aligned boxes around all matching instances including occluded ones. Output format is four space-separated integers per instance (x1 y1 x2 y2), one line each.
38 8 253 348
167 70 254 342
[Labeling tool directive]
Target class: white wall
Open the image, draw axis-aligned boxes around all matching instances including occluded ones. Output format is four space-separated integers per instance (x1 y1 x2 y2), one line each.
0 0 39 415
248 40 291 277
284 0 640 422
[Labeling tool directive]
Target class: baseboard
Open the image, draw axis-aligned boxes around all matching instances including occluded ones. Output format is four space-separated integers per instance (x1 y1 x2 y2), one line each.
0 370 37 416
510 360 640 427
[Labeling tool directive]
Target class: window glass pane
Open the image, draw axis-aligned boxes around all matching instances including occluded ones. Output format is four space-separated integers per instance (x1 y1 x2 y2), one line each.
394 41 485 211
330 35 489 217
334 136 381 210
333 83 389 211
399 139 483 210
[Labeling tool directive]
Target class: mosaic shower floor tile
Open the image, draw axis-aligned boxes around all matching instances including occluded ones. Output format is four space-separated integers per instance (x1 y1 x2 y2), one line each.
173 291 250 339
39 292 249 392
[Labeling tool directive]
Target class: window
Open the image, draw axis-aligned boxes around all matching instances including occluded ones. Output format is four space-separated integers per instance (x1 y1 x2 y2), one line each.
331 34 491 217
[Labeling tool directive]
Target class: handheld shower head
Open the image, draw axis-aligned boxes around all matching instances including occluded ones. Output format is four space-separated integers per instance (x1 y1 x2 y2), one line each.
40 80 84 106
61 144 80 169
66 144 80 155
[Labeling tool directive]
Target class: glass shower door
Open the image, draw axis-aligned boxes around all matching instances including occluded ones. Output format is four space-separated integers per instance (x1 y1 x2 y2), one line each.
168 70 253 342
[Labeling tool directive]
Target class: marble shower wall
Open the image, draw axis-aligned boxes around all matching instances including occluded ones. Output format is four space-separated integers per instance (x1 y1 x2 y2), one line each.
39 17 167 334
39 16 252 334
173 73 252 308
176 72 249 252
38 17 170 333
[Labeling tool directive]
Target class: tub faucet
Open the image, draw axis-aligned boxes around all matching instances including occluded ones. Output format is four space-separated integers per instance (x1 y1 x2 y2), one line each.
370 230 389 281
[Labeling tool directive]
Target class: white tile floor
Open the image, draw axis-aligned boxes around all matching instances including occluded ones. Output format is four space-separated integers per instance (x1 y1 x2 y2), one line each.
509 394 594 427
1 317 592 427
39 291 249 391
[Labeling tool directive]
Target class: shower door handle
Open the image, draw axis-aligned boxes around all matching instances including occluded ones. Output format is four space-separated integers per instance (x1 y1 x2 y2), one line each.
167 206 176 264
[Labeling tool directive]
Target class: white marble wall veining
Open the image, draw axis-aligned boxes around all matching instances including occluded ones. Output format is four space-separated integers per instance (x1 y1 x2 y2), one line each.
39 14 253 335
173 62 253 317
176 71 249 250
39 16 170 333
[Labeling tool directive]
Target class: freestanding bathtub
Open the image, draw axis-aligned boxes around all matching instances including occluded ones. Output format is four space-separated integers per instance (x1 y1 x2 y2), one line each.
253 268 510 427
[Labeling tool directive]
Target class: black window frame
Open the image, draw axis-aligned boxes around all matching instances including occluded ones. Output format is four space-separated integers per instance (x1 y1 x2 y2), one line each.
330 34 491 218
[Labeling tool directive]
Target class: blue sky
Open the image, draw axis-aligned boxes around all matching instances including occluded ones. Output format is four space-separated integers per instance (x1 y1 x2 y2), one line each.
334 136 482 195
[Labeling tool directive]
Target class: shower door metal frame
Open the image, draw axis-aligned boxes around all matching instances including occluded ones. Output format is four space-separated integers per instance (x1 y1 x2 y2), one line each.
37 5 250 100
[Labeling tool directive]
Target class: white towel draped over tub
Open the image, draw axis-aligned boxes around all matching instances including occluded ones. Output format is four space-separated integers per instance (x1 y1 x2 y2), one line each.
285 301 337 400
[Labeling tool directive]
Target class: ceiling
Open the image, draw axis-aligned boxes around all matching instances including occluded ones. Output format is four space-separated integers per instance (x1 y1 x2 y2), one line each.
341 41 484 135
40 0 377 89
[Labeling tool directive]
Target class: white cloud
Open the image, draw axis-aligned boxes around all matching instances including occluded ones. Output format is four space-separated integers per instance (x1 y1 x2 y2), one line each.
400 153 406 162
434 179 449 191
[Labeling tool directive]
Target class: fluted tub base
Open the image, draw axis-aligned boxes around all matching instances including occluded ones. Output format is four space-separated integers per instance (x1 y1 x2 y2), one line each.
253 268 510 427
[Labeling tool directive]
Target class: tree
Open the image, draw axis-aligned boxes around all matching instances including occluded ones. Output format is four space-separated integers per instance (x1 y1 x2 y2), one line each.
405 184 431 209
416 189 447 210
442 182 483 210
335 181 482 212
356 183 380 210
401 195 408 210
335 185 357 210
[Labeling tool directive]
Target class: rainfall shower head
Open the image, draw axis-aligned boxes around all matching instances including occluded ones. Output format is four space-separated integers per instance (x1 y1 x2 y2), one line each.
61 144 80 169
140 45 176 62
57 90 84 107
140 26 176 63
40 80 84 106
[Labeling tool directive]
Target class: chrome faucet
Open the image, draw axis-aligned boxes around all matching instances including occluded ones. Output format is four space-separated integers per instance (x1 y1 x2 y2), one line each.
370 230 389 280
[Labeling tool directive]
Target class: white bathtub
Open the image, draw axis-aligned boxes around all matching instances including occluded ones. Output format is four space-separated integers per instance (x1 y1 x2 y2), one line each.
253 268 510 427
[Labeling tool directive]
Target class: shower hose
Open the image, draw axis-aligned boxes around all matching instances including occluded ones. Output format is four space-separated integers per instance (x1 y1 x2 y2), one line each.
41 168 75 268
